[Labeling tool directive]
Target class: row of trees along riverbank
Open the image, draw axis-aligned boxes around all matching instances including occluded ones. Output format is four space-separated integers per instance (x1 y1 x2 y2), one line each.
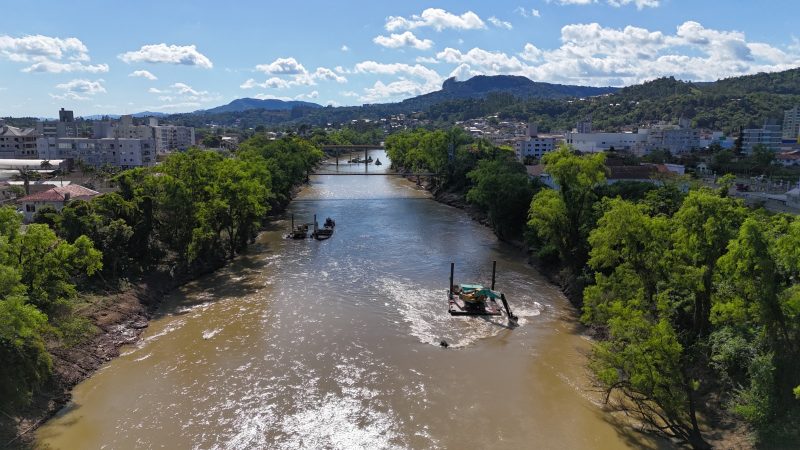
531 147 799 449
0 136 323 441
385 129 800 449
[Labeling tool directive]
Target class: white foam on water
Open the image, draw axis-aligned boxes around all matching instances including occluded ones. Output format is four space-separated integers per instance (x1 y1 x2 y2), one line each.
202 328 222 340
381 277 543 348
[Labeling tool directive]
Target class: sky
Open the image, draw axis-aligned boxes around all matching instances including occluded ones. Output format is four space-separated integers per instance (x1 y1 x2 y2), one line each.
1 0 799 117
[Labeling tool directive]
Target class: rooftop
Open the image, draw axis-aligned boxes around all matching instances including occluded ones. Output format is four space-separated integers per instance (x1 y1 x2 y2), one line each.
19 184 99 203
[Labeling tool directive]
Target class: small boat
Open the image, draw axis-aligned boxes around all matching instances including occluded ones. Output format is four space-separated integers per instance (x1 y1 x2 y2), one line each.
312 215 335 240
447 262 517 322
375 158 382 166
287 214 308 239
289 224 308 239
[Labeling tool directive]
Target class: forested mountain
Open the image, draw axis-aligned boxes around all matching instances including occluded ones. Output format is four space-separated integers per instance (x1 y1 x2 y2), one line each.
201 98 322 114
157 68 800 132
396 75 618 109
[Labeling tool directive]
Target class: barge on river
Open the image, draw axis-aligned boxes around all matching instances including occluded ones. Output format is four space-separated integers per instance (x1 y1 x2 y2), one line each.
311 215 335 240
448 262 517 322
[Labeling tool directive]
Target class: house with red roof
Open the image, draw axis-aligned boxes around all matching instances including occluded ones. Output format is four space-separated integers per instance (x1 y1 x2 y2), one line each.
18 184 99 222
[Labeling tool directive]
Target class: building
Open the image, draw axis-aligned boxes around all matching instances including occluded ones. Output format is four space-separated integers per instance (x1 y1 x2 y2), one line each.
152 123 195 153
100 115 195 154
17 184 99 222
514 124 558 161
783 106 800 142
643 126 700 154
0 123 38 159
743 122 782 153
576 118 592 134
564 131 648 154
35 107 83 138
37 137 156 168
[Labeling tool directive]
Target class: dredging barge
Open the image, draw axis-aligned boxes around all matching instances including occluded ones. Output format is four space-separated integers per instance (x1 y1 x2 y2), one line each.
448 261 517 322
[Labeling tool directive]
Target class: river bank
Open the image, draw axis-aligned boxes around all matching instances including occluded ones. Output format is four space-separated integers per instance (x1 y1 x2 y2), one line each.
429 184 585 307
1 189 308 449
1 263 225 449
426 181 755 450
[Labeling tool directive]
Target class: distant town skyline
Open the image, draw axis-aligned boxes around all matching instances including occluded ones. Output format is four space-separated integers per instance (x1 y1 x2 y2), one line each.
1 0 799 117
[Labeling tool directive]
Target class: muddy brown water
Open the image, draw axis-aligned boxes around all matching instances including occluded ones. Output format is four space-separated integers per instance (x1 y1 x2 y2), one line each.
36 151 650 449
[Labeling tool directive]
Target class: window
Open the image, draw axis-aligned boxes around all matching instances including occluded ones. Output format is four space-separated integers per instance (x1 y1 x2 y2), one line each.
25 204 35 212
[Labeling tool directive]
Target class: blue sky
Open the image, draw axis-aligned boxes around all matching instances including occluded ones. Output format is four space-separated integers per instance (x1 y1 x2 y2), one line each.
1 0 799 117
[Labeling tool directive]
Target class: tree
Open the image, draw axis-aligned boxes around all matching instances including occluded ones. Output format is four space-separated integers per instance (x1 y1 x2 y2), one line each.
671 190 746 337
528 145 606 272
0 296 52 409
467 159 538 239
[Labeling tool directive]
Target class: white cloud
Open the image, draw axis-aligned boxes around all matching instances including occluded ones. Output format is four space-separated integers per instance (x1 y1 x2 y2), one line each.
341 45 350 52
119 43 213 68
0 34 109 73
416 56 439 64
532 9 541 17
145 81 220 105
353 61 444 102
253 93 293 101
313 67 348 83
51 78 106 100
22 61 108 73
354 61 443 87
550 0 659 9
519 43 543 62
488 17 513 30
436 21 800 86
385 8 485 32
129 69 157 80
607 0 660 9
361 79 428 103
295 90 319 100
373 31 434 50
242 65 346 89
436 47 525 73
0 34 88 62
255 57 307 75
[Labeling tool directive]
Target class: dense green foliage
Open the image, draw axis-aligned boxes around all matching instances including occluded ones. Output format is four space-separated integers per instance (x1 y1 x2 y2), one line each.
528 149 800 448
0 208 101 409
4 136 322 411
385 128 539 239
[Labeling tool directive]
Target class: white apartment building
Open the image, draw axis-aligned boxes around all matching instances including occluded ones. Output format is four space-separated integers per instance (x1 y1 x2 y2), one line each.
783 106 800 142
643 126 700 154
0 124 38 159
564 131 648 154
515 136 557 160
514 123 559 160
37 137 156 168
107 115 195 153
152 124 195 153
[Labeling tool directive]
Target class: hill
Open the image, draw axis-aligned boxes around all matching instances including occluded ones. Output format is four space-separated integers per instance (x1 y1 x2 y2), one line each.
202 98 322 114
397 75 618 110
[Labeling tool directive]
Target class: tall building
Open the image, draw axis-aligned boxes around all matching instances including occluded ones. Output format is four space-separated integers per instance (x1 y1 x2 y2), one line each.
37 137 156 168
104 115 195 153
576 118 592 134
743 122 782 153
783 106 800 142
36 107 82 138
0 123 38 158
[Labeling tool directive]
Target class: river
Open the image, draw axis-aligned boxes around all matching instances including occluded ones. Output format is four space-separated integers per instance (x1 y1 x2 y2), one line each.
36 150 646 449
